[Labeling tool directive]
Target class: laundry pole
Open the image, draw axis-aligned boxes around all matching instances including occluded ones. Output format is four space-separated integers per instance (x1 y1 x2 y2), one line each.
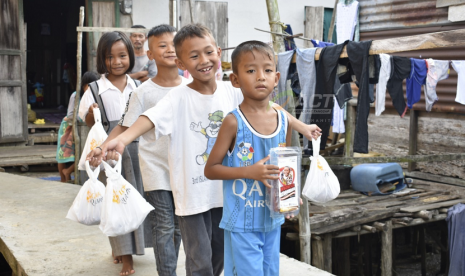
265 0 312 265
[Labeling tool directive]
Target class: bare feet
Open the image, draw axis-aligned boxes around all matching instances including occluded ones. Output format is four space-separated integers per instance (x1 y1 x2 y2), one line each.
120 255 135 275
63 163 75 182
112 252 122 264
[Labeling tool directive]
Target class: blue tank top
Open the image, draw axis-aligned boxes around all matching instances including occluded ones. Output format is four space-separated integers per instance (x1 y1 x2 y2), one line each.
220 107 287 232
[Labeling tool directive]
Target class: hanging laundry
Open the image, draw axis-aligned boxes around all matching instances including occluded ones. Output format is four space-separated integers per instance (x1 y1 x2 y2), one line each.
347 40 373 154
451 60 465 105
336 1 359 42
406 58 427 109
284 24 296 51
368 55 381 103
386 56 411 117
311 40 334 48
296 48 318 151
376 54 392 116
275 50 295 109
313 40 349 149
446 203 465 276
425 59 449 112
335 79 353 109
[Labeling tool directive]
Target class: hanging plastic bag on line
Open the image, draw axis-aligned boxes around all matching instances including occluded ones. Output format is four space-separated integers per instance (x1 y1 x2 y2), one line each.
99 154 154 237
267 147 301 219
302 136 340 203
78 108 108 171
66 161 105 225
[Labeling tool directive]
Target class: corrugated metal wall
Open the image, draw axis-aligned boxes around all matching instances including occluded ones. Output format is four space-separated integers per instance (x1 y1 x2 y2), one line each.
358 1 465 113
359 0 449 32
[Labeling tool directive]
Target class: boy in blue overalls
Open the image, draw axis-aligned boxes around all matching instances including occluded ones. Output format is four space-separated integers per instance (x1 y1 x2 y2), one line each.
204 41 321 276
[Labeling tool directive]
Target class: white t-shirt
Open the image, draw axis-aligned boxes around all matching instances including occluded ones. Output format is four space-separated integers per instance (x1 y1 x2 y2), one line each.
78 74 137 122
119 77 190 192
143 81 244 216
452 61 465 105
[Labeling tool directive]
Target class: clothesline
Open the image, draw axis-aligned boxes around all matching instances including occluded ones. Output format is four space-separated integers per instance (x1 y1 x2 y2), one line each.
288 28 465 62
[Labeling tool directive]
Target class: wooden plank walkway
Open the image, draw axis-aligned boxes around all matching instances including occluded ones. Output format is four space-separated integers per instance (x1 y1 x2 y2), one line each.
0 173 333 276
0 145 57 167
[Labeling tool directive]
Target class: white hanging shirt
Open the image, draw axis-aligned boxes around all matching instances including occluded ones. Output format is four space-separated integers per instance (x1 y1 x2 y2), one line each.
451 60 465 105
78 74 137 122
336 1 359 42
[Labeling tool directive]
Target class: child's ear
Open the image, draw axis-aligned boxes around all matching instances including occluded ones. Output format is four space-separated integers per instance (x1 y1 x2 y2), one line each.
217 47 222 59
147 49 153 61
175 58 186 71
274 71 281 87
229 73 240 88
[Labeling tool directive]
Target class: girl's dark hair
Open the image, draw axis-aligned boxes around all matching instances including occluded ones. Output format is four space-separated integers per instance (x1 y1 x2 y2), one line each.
148 24 176 39
96 31 135 75
80 71 100 96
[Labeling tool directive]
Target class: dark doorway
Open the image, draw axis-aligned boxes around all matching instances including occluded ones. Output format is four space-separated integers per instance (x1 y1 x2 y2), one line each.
24 0 87 109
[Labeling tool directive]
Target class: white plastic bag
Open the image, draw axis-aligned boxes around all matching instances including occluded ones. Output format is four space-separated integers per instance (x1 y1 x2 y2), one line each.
99 155 154 237
302 136 340 203
78 108 108 171
66 161 106 225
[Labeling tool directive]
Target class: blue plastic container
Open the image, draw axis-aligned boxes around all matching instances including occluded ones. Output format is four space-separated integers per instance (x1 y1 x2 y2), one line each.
350 163 405 195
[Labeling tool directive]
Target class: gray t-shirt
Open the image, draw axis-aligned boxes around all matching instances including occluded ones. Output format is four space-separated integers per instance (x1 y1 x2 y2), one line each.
119 77 190 191
131 54 157 78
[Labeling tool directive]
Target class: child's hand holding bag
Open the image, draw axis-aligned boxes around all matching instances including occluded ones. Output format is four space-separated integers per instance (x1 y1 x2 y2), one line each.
302 136 340 203
66 160 105 225
99 154 154 237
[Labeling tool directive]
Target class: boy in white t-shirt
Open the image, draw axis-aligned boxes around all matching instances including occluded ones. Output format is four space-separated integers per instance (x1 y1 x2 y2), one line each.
88 25 188 276
96 24 321 276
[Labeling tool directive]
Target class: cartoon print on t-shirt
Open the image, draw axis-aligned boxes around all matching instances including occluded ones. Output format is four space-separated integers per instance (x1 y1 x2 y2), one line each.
190 110 224 165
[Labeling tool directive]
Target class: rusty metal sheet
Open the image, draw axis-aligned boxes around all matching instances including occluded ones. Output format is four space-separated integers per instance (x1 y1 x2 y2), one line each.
359 0 450 32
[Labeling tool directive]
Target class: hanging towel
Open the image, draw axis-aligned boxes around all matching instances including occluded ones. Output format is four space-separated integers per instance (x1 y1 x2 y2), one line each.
274 50 296 109
425 59 449 112
451 60 465 105
376 54 392 116
446 203 465 276
296 48 318 150
406 58 427 109
336 1 359 42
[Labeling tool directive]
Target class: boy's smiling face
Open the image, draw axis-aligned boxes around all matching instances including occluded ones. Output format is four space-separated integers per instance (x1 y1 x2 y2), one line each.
175 35 221 82
230 50 280 101
147 32 177 68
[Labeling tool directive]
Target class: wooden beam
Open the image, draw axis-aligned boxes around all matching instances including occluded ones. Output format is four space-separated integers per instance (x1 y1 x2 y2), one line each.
406 171 465 187
323 233 332 273
408 110 419 171
344 105 356 158
311 238 324 269
437 0 465 7
302 153 465 166
0 49 21 55
0 81 23 87
327 0 337 43
188 0 196 23
76 26 147 33
299 172 311 264
381 221 393 276
74 6 85 185
400 199 465 213
288 28 465 62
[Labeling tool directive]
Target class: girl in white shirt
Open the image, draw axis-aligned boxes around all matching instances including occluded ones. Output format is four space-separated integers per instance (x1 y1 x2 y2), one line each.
78 31 144 276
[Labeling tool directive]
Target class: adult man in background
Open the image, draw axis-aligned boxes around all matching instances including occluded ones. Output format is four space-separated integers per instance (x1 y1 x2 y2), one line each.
129 25 157 82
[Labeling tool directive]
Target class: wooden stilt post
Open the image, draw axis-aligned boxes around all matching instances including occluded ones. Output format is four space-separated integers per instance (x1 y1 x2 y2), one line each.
73 6 85 185
299 171 311 264
381 220 393 276
323 233 333 273
188 0 196 23
408 110 419 171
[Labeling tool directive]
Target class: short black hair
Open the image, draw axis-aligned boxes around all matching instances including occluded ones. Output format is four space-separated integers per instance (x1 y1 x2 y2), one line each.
231 40 275 73
173 23 216 53
148 24 176 39
131 25 146 29
81 71 100 96
96 31 135 75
